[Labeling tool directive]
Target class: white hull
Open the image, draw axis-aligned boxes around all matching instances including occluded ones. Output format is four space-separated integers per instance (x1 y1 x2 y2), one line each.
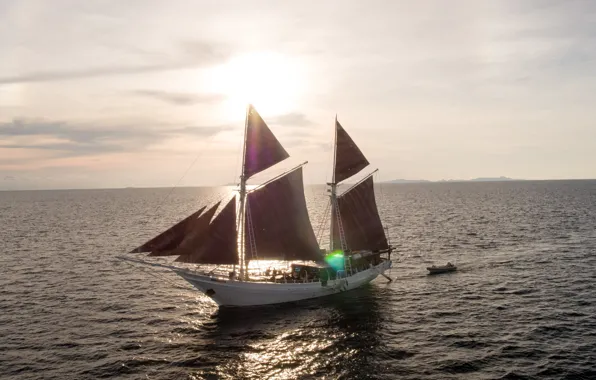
174 260 392 307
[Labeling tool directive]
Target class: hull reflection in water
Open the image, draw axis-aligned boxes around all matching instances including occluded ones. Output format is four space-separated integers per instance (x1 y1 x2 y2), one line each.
176 260 392 307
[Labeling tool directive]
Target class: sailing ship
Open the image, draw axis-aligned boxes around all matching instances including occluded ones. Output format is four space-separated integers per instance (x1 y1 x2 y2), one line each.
119 105 393 307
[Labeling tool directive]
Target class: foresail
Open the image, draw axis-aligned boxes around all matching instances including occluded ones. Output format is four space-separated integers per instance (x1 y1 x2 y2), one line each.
333 119 369 184
332 175 388 251
163 201 221 257
246 167 323 262
176 196 238 265
130 206 206 255
243 105 290 179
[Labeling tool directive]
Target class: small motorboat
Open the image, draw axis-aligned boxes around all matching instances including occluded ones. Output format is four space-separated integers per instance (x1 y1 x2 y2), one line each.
427 262 457 275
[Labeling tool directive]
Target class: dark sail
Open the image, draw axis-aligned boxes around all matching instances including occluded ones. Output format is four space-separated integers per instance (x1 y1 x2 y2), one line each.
246 167 322 262
334 119 369 184
165 201 221 257
176 196 238 265
243 104 290 179
130 206 206 255
332 175 388 251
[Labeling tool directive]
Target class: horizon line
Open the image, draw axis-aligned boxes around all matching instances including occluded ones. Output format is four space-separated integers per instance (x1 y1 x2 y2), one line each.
2 178 596 192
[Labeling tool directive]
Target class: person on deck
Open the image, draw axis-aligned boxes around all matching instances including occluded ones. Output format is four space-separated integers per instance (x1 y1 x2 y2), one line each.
320 269 329 286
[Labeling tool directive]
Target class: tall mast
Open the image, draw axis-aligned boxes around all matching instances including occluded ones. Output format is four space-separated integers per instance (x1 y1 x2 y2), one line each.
239 105 250 281
328 114 338 252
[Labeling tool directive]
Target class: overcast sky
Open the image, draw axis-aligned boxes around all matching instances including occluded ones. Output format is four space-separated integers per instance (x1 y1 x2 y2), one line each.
1 0 595 190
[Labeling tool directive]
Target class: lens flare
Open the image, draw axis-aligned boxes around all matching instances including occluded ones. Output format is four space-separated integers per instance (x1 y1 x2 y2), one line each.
324 251 345 272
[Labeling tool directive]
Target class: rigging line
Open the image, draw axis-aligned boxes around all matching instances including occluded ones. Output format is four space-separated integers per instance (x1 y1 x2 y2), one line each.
245 202 263 276
308 180 316 222
376 170 386 205
231 117 246 186
121 259 191 291
334 195 348 252
375 170 391 246
309 185 316 245
323 114 335 186
245 200 258 260
316 200 331 247
377 170 388 223
332 114 338 184
151 132 218 218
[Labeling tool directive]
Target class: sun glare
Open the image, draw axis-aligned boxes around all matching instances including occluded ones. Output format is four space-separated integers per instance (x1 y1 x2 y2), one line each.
207 52 304 117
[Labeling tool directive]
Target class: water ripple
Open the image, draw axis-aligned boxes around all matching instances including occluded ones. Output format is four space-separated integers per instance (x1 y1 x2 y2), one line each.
1 181 596 379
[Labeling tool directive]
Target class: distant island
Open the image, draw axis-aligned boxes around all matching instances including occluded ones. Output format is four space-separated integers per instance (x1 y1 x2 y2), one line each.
385 176 521 184
383 179 432 184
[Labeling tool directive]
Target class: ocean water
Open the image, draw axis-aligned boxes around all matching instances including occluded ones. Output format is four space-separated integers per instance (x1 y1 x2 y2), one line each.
1 181 595 379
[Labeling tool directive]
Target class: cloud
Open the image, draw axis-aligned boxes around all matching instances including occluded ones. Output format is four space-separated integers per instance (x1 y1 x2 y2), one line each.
131 90 227 105
284 138 332 152
169 125 235 136
0 63 196 85
0 118 232 157
256 112 327 151
0 40 230 85
268 112 314 127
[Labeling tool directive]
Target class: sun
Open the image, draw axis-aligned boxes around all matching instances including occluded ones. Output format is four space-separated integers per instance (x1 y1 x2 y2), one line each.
207 51 305 117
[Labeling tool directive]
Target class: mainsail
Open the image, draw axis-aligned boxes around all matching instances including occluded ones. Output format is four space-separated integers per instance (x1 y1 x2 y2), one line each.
333 119 369 184
176 196 238 265
243 104 290 179
130 206 207 255
332 175 389 251
245 167 323 262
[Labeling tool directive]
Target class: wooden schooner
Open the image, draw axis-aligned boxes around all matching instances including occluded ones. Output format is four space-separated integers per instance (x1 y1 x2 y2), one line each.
120 105 393 307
